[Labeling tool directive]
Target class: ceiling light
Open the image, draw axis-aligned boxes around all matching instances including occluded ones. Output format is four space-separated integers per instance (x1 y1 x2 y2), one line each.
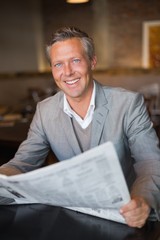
67 0 89 3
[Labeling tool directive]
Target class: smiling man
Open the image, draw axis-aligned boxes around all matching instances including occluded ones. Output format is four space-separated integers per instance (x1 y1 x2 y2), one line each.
49 37 96 119
0 27 160 228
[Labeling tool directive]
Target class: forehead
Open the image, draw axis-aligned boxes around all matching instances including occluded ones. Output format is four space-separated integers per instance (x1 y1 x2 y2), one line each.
50 38 86 59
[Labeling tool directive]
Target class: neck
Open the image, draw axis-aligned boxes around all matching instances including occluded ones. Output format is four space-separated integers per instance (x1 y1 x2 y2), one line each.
69 99 90 119
67 84 94 119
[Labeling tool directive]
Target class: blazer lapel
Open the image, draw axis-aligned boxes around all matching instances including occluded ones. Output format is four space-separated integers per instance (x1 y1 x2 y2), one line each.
62 114 82 155
90 81 109 148
59 96 82 156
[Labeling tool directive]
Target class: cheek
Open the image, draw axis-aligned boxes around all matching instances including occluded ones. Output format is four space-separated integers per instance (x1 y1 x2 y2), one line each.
81 66 91 78
52 68 61 82
76 64 90 75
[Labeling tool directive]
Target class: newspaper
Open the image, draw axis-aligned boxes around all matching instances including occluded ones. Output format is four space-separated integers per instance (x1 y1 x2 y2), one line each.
0 142 130 224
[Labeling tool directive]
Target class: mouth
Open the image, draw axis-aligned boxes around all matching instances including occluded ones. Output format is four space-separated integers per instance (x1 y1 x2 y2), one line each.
65 78 80 85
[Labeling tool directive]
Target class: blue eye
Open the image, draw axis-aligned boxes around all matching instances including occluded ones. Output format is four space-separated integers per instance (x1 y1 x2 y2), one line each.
73 59 80 63
54 63 62 68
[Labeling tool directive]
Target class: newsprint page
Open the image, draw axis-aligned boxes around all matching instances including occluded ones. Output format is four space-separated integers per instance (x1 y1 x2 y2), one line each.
0 142 130 224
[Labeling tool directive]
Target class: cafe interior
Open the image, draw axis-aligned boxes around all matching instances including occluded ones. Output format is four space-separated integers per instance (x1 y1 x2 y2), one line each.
0 0 160 163
0 1 160 239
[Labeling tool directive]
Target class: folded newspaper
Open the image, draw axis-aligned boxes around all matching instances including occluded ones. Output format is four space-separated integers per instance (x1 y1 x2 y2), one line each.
0 142 130 224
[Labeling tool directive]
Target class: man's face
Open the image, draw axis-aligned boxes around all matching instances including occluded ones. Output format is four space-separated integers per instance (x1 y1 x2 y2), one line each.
50 38 96 102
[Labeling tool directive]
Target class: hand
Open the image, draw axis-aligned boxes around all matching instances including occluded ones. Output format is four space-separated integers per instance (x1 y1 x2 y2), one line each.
0 166 22 176
119 197 151 228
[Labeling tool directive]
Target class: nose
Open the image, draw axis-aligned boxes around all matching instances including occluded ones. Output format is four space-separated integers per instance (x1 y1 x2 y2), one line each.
64 63 73 76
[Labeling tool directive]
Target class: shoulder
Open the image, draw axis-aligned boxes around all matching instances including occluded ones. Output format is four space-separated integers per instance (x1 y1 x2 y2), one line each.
40 90 63 104
95 80 143 104
36 91 64 116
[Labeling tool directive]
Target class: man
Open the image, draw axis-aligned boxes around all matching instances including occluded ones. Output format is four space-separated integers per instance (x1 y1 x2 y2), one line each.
0 27 160 228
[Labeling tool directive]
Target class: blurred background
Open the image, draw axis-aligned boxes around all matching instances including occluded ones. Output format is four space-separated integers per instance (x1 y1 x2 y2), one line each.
0 0 160 102
0 0 160 162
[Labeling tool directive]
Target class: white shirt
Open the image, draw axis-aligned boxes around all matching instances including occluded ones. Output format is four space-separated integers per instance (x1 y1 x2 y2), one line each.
63 81 96 129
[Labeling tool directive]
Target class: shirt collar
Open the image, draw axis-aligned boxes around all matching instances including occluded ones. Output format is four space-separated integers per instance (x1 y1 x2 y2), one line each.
63 81 96 119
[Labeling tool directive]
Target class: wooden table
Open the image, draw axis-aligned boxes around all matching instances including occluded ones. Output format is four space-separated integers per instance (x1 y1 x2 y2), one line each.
0 120 30 164
0 120 57 166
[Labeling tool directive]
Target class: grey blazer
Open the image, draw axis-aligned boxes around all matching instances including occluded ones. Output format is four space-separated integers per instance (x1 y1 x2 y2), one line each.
6 81 160 219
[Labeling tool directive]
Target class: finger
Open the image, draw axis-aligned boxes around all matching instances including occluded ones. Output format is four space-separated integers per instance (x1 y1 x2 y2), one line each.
124 215 146 228
121 204 150 227
120 199 138 214
137 225 144 229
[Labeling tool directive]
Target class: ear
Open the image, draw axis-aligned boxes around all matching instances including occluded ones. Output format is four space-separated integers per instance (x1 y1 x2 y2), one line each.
91 56 97 70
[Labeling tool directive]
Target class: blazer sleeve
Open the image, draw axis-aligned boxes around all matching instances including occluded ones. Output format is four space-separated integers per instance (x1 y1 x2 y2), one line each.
125 93 160 220
2 103 50 172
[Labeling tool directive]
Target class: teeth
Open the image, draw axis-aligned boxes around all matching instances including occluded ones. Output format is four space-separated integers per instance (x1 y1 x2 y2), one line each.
66 79 79 85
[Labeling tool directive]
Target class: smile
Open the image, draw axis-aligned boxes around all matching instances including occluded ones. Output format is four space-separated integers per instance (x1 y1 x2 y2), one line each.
65 79 79 85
